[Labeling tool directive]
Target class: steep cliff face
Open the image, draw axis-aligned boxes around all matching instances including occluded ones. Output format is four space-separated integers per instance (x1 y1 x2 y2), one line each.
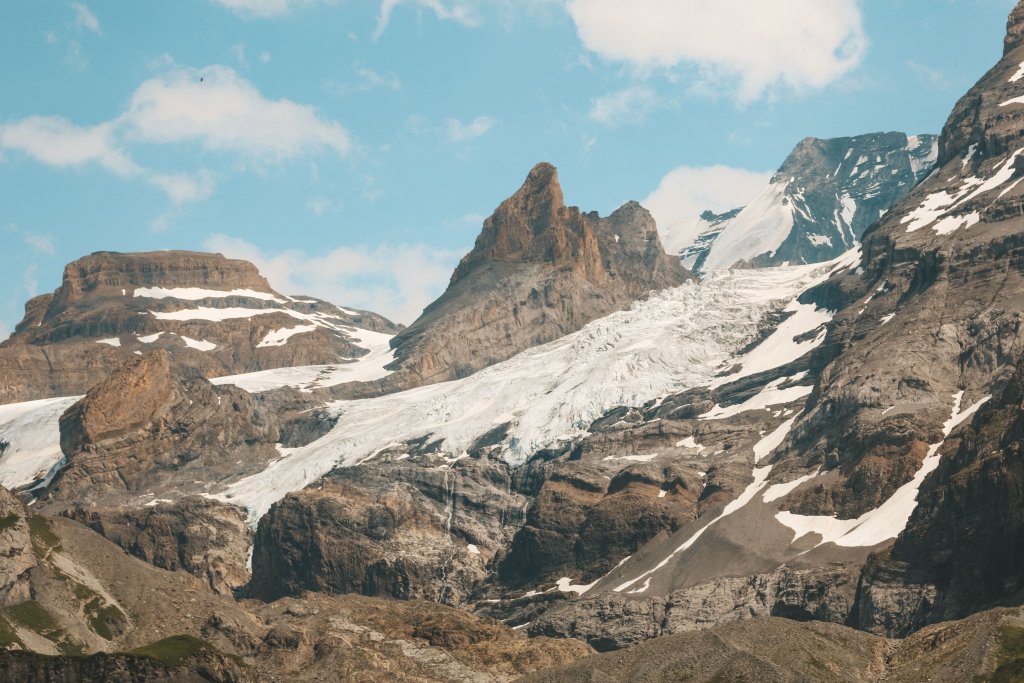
770 3 1024 522
0 250 400 405
853 356 1024 637
47 351 279 506
0 487 34 606
67 499 252 596
385 163 689 387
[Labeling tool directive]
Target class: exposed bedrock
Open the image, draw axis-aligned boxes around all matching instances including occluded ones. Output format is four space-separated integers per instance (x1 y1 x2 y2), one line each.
48 350 279 506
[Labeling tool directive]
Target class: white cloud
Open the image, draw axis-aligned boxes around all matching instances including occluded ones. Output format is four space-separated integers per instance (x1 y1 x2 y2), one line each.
23 266 39 300
259 51 273 64
324 65 402 96
147 170 218 205
63 39 89 70
306 196 336 216
0 322 9 343
588 85 658 127
355 66 402 91
0 117 219 207
22 232 55 256
374 0 480 40
121 65 352 159
642 165 770 253
71 2 101 35
231 43 249 68
204 234 461 324
566 0 866 102
0 116 139 176
444 115 496 142
209 0 324 18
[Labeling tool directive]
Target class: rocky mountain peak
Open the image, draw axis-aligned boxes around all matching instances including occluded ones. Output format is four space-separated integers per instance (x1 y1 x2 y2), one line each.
449 162 597 286
45 251 273 322
514 161 565 220
1006 0 1024 55
684 131 937 275
384 162 688 388
940 3 1024 167
0 250 401 405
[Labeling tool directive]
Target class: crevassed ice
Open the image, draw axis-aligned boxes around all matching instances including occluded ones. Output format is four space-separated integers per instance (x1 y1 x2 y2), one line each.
214 256 851 525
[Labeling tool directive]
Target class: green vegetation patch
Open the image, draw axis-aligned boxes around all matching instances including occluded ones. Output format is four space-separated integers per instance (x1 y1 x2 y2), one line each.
128 635 213 667
0 513 20 532
28 515 60 556
85 600 126 641
3 600 59 636
55 638 87 657
991 625 1024 683
0 613 24 650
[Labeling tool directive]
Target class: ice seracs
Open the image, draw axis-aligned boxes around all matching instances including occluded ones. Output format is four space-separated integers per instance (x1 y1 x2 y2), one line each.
213 256 850 525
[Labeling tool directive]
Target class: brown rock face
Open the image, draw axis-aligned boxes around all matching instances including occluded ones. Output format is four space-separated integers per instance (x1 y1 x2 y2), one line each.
1006 0 1024 55
0 250 400 405
384 163 688 387
67 498 252 596
0 486 34 606
49 351 279 505
58 350 176 456
249 456 522 604
768 1 1024 520
853 356 1024 637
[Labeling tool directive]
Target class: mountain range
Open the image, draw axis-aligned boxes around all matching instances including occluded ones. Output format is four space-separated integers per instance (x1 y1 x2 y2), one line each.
3 3 1024 682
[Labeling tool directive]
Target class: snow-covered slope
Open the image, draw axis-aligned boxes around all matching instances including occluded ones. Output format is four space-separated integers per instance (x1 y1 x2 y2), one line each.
701 180 796 273
0 396 80 490
211 327 396 392
667 133 938 276
215 255 855 524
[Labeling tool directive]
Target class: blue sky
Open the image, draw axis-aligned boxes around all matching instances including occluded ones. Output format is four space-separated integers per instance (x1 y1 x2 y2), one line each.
0 0 1016 335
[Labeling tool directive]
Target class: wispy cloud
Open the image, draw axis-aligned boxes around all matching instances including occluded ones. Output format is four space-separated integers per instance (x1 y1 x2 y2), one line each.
231 43 249 68
0 117 139 176
204 234 462 324
374 0 480 40
209 0 326 19
147 170 218 206
324 64 402 95
588 85 658 127
306 196 337 216
444 115 496 142
906 60 948 88
71 2 101 35
22 232 55 256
